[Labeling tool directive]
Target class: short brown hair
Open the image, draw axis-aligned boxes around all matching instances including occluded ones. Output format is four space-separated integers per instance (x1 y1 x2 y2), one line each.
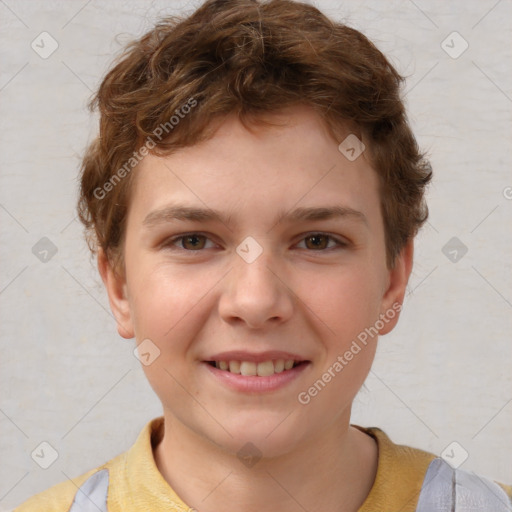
77 0 432 272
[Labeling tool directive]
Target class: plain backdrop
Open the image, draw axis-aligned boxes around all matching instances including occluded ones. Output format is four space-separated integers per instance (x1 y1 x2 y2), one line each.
1 0 511 509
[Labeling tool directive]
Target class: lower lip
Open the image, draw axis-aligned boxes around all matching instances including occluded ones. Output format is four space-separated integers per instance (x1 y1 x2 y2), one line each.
202 362 311 393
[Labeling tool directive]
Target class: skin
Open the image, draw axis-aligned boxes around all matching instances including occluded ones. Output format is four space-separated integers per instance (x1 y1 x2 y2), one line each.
99 105 413 512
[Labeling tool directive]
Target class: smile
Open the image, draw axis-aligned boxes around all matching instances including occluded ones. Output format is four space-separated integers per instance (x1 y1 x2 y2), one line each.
207 359 304 376
203 358 311 393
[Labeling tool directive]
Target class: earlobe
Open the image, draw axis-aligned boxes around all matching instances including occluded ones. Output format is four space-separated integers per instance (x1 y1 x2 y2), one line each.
378 240 414 336
97 249 134 339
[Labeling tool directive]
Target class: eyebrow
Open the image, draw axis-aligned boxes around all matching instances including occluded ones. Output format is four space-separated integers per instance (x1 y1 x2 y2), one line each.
143 204 368 228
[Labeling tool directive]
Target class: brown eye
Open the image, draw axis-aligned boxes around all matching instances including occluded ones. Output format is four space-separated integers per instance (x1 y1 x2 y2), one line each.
180 234 207 250
163 233 216 252
304 234 330 250
297 233 347 251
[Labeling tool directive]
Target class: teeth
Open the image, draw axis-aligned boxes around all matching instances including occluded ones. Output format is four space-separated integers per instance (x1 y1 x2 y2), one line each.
274 359 285 373
229 360 241 374
240 361 257 376
257 360 274 377
284 359 294 370
213 359 300 376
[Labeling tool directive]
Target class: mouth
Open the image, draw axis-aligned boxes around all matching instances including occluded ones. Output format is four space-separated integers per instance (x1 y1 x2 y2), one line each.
205 359 308 376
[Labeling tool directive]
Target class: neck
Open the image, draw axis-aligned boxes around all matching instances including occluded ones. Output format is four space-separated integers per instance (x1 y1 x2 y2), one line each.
154 411 378 512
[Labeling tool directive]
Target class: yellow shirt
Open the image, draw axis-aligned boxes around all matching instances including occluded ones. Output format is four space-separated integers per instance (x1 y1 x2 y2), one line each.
14 417 512 512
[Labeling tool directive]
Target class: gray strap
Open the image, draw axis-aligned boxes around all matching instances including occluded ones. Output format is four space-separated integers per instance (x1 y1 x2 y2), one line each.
454 464 512 512
68 469 109 512
416 458 512 512
416 458 455 512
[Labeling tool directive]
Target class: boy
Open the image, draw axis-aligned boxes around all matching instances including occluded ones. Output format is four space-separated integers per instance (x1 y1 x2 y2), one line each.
15 0 512 511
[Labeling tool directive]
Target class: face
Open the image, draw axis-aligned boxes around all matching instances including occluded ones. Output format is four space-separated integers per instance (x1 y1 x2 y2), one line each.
100 105 412 457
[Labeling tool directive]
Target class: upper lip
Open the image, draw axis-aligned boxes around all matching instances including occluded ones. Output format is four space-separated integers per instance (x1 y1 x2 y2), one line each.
204 351 309 363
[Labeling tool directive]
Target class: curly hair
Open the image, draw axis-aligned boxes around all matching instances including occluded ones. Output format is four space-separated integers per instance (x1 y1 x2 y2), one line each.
77 0 432 272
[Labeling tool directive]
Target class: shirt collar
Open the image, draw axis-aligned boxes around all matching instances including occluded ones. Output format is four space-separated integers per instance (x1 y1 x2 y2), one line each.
124 417 434 511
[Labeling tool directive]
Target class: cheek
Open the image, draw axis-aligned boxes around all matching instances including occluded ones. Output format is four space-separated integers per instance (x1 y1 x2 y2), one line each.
304 266 383 342
129 266 211 401
128 262 216 350
297 270 381 410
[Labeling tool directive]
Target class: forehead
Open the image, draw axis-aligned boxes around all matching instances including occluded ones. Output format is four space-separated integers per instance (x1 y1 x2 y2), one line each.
128 105 382 229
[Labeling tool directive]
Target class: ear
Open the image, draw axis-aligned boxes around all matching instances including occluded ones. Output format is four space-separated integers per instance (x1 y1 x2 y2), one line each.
378 239 414 336
97 248 134 339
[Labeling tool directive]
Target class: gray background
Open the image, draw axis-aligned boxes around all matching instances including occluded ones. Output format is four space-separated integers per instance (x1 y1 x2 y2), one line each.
1 0 511 509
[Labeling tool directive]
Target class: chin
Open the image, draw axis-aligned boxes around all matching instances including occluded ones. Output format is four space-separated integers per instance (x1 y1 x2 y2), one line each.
210 415 306 460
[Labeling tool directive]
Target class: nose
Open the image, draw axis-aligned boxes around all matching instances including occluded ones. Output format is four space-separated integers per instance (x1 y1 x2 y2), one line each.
218 245 294 330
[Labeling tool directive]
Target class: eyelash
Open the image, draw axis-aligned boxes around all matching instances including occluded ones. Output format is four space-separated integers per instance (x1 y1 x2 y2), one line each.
162 232 348 253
